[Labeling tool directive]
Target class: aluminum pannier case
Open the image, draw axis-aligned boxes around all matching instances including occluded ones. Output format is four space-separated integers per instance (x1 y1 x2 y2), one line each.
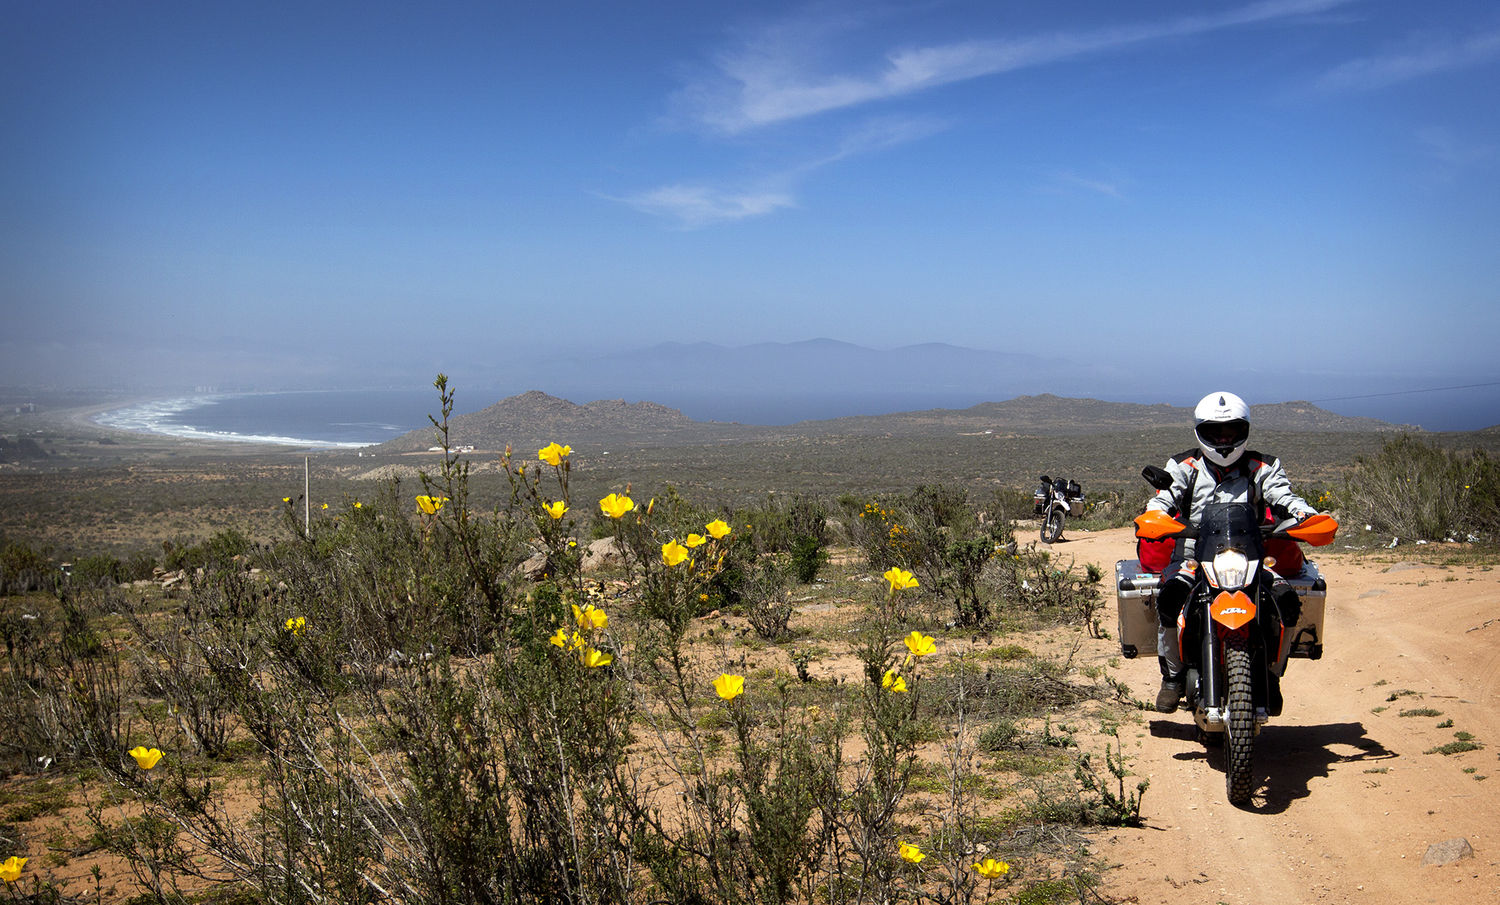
1114 560 1162 659
1114 559 1327 660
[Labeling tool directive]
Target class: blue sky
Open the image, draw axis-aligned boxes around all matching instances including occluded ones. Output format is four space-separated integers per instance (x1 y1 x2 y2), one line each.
2 1 1498 424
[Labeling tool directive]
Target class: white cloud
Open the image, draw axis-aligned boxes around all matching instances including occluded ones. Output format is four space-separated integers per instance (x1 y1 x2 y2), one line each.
637 0 1353 226
686 0 1355 133
1415 125 1494 175
796 114 949 172
1051 171 1126 199
617 184 797 228
621 114 943 227
1316 29 1500 92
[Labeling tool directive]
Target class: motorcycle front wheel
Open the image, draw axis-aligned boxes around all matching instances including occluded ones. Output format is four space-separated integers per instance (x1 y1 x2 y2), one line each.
1041 506 1065 544
1224 637 1255 805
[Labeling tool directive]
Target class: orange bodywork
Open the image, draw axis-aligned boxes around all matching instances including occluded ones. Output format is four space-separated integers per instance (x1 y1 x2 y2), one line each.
1288 514 1339 547
1135 510 1187 540
1210 590 1257 630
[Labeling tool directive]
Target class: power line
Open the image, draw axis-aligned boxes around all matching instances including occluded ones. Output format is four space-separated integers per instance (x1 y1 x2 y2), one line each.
1311 381 1500 404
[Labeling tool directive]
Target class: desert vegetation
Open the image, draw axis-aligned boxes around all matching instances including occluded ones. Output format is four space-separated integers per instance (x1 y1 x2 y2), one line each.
1341 434 1500 542
1 379 1149 905
2 382 1497 904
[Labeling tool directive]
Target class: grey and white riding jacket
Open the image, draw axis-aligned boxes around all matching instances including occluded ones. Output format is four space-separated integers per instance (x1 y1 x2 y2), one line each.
1145 449 1316 561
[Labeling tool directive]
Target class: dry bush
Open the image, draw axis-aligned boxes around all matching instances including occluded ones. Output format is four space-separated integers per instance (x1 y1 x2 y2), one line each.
1343 435 1500 541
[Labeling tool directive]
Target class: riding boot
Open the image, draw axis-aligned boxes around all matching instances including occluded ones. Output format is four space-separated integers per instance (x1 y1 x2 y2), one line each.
1154 573 1191 714
1155 677 1184 713
1267 672 1284 717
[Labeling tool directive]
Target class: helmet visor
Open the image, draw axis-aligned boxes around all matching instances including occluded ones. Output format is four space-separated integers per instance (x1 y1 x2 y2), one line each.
1196 418 1248 450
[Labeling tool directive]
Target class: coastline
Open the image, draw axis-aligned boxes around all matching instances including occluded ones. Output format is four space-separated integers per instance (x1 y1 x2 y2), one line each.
89 394 374 450
1 393 308 465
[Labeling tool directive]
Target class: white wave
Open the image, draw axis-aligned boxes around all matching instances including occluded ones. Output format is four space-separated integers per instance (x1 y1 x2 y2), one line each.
93 395 373 449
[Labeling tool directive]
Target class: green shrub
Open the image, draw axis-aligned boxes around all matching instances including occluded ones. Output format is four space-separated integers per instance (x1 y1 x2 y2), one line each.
1 539 55 593
1074 725 1148 826
69 554 124 588
160 528 254 573
744 556 797 642
1344 435 1500 540
978 719 1023 752
789 534 828 583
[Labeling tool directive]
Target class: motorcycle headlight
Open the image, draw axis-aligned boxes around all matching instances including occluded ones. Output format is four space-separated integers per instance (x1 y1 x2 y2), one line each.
1206 549 1253 589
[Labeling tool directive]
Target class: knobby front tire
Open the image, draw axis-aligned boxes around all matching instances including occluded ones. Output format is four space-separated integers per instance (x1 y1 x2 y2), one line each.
1224 637 1255 805
1041 507 1065 544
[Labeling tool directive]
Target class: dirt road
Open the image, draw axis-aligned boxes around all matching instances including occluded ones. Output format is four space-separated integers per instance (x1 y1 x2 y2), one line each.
1053 527 1500 904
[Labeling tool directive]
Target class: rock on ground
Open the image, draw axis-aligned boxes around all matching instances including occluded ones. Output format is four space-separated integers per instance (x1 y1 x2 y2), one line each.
1422 838 1474 867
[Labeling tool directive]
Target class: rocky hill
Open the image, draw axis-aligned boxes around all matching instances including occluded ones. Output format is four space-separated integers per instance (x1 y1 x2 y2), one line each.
0 436 50 462
375 391 1415 455
378 390 762 452
785 394 1187 437
1248 401 1413 432
775 395 1415 438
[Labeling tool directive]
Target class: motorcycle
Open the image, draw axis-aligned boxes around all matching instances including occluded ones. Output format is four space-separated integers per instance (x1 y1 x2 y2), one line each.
1134 470 1337 805
1034 475 1084 544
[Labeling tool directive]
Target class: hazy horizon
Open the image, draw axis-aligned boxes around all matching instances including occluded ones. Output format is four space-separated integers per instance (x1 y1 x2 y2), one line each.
3 2 1497 424
12 334 1496 432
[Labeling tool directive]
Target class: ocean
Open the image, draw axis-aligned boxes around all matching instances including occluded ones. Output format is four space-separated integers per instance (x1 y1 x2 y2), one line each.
94 390 443 448
90 383 1500 449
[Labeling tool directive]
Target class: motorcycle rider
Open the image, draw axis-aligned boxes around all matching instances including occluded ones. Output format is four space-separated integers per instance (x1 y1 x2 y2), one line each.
1147 392 1319 714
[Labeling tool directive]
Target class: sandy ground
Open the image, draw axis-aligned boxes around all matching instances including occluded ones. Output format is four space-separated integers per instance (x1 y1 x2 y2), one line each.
1051 526 1500 905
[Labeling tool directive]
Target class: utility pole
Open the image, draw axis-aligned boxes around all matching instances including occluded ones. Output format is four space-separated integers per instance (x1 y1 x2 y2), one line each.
305 456 310 534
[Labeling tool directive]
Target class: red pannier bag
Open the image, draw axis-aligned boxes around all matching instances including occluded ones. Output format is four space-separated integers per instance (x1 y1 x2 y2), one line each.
1137 536 1175 574
1265 537 1306 577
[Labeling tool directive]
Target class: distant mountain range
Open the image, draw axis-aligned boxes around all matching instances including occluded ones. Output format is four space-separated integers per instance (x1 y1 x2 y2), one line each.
473 339 1092 425
455 338 1452 428
377 390 1413 454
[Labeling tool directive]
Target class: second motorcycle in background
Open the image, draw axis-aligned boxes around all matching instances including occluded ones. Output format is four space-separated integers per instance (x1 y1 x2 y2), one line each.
1033 474 1085 543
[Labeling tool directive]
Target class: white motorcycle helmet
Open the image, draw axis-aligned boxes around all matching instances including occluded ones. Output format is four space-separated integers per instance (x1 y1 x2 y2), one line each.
1194 392 1250 467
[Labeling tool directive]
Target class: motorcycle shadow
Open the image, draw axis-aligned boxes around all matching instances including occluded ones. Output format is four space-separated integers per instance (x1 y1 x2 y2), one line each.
1149 719 1396 814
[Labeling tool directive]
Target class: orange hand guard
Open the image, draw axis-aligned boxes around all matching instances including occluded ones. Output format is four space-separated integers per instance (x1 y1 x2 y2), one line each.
1134 510 1187 540
1287 514 1338 547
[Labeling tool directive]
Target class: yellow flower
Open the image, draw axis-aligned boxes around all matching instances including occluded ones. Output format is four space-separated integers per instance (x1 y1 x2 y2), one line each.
128 746 164 770
883 567 919 591
661 539 689 567
713 673 745 701
550 629 585 651
898 841 925 863
973 858 1009 879
903 631 937 658
354 501 362 508
538 442 572 466
573 603 607 631
285 616 306 636
706 519 732 539
543 500 568 520
685 533 708 548
282 497 291 503
881 670 907 693
416 495 448 515
581 647 613 668
320 503 328 510
0 856 26 883
599 493 635 519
